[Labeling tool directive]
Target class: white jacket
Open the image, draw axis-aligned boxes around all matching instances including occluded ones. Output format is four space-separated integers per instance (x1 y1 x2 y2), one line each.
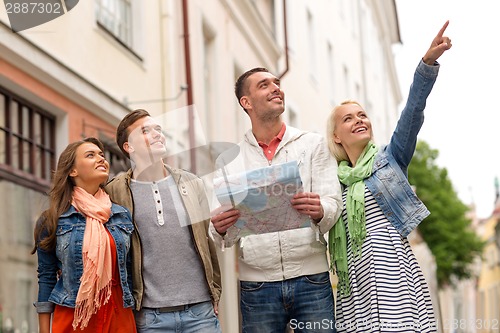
210 125 342 282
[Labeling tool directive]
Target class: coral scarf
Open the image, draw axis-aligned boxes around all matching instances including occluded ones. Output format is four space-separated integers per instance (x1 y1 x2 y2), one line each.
71 187 112 330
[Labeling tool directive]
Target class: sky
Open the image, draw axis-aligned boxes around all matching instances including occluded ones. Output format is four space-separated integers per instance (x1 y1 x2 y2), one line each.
393 0 500 219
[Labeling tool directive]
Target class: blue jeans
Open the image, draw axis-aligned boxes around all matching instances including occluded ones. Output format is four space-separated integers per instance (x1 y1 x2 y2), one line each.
240 272 336 333
135 301 221 333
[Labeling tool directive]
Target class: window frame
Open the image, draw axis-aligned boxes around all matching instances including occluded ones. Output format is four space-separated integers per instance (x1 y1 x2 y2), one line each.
0 86 56 193
94 0 142 59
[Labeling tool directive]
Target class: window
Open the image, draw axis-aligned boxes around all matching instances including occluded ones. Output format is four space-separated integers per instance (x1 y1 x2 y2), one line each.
287 105 297 128
95 0 132 48
0 87 56 191
251 0 276 35
327 42 335 105
487 247 497 268
203 22 216 140
99 136 130 178
307 9 318 82
343 65 350 98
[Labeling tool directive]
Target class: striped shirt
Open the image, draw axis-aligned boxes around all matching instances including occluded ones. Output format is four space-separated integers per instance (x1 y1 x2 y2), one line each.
335 187 437 333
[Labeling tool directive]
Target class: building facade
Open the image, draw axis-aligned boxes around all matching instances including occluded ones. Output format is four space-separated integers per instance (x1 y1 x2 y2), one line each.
0 0 164 330
476 204 500 333
0 1 403 332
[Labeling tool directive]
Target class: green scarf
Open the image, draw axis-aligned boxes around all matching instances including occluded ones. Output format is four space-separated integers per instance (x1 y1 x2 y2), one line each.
329 142 378 295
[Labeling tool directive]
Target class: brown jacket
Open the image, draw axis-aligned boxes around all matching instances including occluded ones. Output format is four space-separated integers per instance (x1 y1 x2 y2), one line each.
105 167 222 310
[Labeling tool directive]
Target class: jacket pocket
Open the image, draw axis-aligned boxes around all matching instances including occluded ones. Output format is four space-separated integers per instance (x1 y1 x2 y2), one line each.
372 158 393 180
55 224 75 292
286 228 325 259
115 222 134 252
116 222 134 234
55 224 74 254
239 234 281 270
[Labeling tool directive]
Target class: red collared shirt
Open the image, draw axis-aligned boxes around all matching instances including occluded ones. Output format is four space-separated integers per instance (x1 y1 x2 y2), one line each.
258 123 286 162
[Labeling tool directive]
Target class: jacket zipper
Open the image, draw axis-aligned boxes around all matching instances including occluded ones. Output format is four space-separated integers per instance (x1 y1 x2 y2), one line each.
267 146 287 277
278 235 285 279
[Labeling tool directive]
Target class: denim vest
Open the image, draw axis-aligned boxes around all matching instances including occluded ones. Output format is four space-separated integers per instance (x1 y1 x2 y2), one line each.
34 203 135 313
364 60 439 237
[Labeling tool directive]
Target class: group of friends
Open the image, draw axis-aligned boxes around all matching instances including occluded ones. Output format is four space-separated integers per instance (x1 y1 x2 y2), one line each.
32 21 452 333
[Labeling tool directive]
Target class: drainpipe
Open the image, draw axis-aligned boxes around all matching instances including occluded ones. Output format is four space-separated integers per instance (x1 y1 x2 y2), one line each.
278 0 289 79
159 0 166 115
356 0 368 107
181 0 196 173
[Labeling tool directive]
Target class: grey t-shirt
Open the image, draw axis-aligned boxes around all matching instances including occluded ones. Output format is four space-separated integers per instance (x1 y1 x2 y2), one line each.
130 176 210 307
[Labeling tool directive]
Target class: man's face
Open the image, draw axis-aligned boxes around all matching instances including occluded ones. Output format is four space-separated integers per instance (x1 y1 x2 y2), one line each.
124 116 167 164
240 71 285 121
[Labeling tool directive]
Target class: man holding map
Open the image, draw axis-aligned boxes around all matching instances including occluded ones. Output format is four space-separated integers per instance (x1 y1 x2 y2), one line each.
210 67 342 332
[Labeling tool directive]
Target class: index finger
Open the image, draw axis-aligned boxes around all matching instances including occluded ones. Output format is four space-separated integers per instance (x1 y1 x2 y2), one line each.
210 204 235 217
436 20 449 39
293 192 319 199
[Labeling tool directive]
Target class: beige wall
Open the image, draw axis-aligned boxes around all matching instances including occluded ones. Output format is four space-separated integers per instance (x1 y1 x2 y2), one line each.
0 0 404 332
476 215 500 333
181 0 403 330
0 181 48 332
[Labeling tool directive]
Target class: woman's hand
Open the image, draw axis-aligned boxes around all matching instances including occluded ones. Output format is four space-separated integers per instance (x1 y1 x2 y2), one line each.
423 20 452 65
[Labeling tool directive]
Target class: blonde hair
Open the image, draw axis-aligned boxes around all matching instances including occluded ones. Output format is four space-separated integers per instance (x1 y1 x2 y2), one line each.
326 99 373 163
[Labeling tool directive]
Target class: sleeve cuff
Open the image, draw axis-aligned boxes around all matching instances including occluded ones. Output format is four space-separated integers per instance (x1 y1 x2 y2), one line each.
418 59 440 78
33 301 55 313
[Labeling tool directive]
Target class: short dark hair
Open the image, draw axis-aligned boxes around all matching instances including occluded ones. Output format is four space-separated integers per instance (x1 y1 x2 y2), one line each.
116 109 150 159
234 67 270 112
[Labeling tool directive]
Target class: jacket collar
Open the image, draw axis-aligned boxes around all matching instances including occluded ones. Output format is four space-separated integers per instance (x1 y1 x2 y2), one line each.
125 163 184 185
244 125 307 150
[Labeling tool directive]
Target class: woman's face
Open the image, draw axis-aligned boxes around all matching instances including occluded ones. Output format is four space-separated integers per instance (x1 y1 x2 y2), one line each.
333 103 372 150
70 142 109 190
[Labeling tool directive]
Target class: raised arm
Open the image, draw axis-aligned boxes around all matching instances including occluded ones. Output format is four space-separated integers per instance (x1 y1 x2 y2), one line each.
423 20 452 65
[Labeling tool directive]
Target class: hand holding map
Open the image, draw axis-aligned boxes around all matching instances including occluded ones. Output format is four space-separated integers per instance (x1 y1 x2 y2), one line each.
213 161 311 238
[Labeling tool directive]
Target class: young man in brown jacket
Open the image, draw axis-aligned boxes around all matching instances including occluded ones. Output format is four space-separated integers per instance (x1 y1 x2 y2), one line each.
106 109 222 333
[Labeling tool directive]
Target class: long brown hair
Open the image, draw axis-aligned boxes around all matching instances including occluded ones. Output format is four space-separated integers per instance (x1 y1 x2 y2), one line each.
31 137 105 254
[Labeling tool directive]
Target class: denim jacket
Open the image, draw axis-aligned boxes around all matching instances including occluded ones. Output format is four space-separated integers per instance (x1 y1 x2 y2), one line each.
34 203 135 313
364 60 439 237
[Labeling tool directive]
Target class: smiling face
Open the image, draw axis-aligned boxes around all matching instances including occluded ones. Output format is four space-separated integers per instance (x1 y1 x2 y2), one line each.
240 71 285 122
69 142 109 193
332 102 373 151
123 116 167 164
